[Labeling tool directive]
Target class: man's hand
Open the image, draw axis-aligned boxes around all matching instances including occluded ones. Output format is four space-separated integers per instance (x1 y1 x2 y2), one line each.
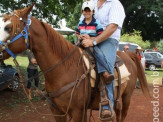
82 39 93 47
31 58 37 64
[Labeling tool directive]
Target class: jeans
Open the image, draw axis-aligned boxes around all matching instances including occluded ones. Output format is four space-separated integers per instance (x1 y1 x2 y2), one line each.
27 68 39 89
94 38 119 109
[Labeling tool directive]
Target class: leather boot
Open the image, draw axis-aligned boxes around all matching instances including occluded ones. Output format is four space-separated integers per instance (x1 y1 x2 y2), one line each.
26 88 32 100
103 72 114 84
101 109 112 118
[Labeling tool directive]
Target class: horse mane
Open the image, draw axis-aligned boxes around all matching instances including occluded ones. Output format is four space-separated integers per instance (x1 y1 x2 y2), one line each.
41 22 75 57
39 21 79 67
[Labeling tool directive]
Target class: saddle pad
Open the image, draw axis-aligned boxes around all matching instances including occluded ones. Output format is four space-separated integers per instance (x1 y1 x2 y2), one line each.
79 49 96 87
114 64 130 86
79 49 130 87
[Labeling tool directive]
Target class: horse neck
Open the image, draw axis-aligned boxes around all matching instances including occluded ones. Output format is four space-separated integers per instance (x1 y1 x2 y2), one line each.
29 18 79 88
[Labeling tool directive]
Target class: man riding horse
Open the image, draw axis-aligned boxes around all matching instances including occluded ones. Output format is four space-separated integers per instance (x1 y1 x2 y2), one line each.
79 0 125 119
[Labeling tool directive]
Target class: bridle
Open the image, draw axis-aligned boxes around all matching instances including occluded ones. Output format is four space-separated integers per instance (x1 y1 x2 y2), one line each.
0 13 31 60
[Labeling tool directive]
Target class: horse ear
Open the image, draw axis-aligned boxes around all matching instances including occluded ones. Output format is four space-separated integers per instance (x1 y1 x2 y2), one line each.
19 3 35 19
26 3 35 15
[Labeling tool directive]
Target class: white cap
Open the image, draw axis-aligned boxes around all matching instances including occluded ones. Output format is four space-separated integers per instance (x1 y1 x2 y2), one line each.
82 1 95 11
136 46 142 50
136 46 143 50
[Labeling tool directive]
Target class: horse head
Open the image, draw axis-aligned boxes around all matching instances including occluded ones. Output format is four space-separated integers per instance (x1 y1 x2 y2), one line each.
0 4 34 60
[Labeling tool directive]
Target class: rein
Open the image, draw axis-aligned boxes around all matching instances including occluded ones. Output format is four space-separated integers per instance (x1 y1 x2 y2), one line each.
12 47 92 121
11 42 91 120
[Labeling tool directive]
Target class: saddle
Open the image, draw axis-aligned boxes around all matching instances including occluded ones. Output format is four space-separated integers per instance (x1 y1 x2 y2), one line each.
80 47 130 121
80 47 129 86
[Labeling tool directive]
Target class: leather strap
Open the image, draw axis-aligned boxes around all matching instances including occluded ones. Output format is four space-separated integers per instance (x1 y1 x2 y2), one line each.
48 81 76 98
114 63 121 109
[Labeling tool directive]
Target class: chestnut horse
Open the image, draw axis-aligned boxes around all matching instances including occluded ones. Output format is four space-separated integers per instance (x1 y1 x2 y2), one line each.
0 5 150 122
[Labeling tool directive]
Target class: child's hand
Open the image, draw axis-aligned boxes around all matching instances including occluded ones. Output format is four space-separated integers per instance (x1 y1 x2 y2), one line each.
81 34 90 39
78 35 83 40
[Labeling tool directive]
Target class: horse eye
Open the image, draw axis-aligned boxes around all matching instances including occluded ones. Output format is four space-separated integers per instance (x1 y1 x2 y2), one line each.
4 25 12 33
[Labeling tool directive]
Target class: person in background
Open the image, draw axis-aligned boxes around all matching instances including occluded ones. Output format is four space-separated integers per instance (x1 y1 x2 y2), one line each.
135 46 143 60
80 0 126 119
154 47 158 52
26 50 40 100
135 46 143 89
123 45 129 52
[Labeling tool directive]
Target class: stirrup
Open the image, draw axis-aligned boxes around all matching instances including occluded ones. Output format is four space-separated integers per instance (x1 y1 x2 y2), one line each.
99 99 114 121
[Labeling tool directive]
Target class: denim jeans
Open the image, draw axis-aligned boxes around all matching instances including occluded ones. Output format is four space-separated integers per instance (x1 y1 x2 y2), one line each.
94 38 119 109
27 68 39 89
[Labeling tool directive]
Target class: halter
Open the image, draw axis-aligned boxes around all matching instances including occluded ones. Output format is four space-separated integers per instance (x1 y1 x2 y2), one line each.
0 14 31 59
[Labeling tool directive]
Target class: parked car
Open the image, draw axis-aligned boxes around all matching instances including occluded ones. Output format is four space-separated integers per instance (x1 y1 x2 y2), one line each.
0 62 19 91
144 53 163 70
118 42 146 69
144 51 163 59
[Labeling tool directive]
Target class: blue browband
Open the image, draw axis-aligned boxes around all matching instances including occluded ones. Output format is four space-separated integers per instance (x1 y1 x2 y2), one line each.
0 14 31 59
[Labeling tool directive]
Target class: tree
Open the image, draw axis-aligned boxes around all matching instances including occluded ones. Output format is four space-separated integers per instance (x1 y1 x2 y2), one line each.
0 0 82 27
157 40 163 53
120 30 150 49
0 0 163 41
121 0 163 41
66 3 82 30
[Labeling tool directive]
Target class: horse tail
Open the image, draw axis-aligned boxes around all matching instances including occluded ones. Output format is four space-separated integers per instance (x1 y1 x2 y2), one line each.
126 51 150 98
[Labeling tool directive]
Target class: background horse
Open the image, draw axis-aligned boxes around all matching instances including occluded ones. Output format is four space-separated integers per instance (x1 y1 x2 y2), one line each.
0 5 150 122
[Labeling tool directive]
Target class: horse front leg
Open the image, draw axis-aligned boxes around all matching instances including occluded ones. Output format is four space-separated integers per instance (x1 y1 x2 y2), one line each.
49 105 67 122
72 109 86 122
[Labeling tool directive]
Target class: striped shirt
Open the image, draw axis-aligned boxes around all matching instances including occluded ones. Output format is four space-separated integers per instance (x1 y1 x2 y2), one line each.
76 17 103 37
80 0 126 40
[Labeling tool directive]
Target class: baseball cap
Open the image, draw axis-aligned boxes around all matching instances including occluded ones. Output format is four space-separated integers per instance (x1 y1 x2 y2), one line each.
82 1 95 11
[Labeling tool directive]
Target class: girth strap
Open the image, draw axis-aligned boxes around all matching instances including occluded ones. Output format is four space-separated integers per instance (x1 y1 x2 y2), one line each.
48 81 76 98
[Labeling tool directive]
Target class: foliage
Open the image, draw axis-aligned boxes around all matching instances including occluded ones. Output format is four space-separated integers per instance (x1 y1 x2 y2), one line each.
121 0 163 41
65 35 76 44
66 3 82 30
0 0 82 27
0 0 163 41
120 29 150 49
157 40 163 53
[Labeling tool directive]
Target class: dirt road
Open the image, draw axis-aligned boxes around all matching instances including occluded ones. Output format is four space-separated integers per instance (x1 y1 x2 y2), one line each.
0 85 162 122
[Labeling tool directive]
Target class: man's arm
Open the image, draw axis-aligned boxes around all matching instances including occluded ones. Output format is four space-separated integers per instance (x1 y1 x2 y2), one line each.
82 23 118 47
94 23 118 44
28 51 37 64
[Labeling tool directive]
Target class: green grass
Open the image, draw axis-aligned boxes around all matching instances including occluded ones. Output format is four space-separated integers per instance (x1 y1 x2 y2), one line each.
4 56 29 77
145 69 163 85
